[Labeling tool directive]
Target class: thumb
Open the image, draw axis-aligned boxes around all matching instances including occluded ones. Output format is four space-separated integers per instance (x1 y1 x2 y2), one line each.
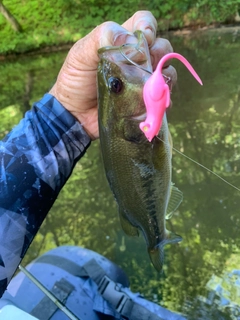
99 21 137 47
69 22 138 70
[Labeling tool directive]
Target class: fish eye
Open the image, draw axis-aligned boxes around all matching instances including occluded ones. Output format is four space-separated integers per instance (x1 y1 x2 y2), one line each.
108 77 123 94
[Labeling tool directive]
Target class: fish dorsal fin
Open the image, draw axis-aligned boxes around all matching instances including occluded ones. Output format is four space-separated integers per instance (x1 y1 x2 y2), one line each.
166 184 183 220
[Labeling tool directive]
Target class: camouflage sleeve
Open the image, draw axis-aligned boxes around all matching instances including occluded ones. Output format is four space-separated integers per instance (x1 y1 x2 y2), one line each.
0 93 91 297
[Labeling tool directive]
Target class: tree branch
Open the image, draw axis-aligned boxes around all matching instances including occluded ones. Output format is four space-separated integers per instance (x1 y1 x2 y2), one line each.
0 1 22 32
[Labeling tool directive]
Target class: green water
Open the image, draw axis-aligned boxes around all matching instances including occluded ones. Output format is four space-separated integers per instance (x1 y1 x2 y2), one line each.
1 28 240 319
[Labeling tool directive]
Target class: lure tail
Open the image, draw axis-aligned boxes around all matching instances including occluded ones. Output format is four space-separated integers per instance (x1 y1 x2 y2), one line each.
157 53 202 86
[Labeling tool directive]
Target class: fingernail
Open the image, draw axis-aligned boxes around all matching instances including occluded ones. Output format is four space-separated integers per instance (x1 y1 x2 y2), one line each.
144 27 155 44
113 32 137 46
134 20 156 46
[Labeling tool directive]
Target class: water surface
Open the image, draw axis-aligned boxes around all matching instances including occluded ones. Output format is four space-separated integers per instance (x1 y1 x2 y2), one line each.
1 28 240 319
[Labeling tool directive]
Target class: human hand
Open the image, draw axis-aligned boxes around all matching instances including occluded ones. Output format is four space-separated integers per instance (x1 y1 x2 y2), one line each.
49 11 177 140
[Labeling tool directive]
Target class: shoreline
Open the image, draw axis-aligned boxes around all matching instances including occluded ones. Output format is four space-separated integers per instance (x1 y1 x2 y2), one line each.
1 23 240 61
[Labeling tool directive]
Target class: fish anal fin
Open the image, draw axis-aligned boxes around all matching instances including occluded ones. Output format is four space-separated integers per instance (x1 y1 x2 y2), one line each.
166 185 183 220
166 230 182 243
119 211 139 237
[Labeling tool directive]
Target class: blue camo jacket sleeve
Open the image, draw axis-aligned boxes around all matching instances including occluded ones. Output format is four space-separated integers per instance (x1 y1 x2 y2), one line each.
0 93 91 297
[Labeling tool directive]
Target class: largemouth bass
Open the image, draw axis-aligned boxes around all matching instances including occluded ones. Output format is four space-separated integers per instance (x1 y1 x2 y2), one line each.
97 32 182 271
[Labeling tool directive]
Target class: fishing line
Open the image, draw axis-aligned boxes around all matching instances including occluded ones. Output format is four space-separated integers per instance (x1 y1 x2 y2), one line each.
119 44 152 74
156 136 240 192
19 265 79 320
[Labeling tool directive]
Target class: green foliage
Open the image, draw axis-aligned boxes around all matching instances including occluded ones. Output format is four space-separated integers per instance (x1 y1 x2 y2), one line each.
186 0 240 25
0 104 22 138
0 0 240 54
0 51 66 113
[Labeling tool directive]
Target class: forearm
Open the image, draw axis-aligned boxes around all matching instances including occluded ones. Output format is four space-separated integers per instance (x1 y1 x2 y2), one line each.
0 94 91 297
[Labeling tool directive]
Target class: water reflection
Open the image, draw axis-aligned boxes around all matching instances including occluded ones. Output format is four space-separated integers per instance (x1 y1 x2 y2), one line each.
1 29 240 319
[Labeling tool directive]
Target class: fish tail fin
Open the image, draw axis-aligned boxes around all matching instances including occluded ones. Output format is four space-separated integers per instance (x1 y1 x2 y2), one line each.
148 245 165 273
148 231 182 272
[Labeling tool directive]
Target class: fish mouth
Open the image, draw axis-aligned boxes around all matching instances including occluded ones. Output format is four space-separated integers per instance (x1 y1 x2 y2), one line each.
131 112 146 121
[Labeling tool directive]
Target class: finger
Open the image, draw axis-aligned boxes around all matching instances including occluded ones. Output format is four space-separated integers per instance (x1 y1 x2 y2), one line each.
70 21 139 69
122 11 157 46
70 11 158 70
99 21 138 47
150 38 174 71
162 65 177 88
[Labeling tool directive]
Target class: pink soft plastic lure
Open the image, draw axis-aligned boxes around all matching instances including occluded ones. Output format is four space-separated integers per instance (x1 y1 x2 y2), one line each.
139 53 203 142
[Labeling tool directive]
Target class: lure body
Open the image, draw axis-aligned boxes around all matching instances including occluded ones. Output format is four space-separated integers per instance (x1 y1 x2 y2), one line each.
139 53 203 142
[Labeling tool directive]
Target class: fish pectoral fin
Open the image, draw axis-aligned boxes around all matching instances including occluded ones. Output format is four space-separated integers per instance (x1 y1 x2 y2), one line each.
165 185 183 220
119 212 139 237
